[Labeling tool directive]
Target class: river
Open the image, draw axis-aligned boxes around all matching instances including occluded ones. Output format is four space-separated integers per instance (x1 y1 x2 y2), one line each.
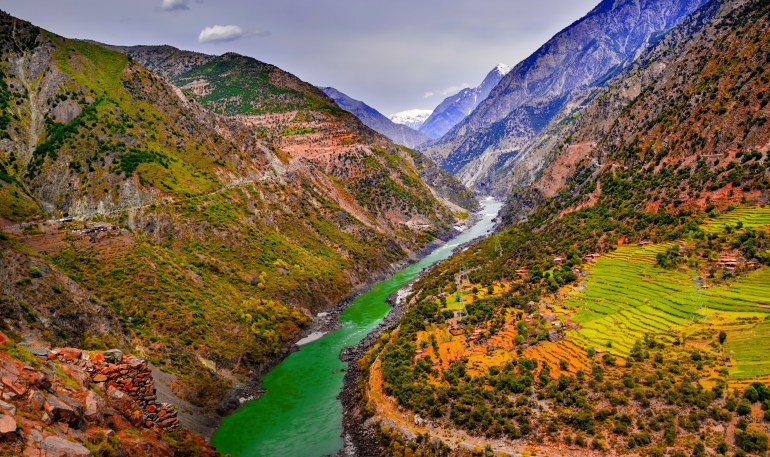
211 198 503 457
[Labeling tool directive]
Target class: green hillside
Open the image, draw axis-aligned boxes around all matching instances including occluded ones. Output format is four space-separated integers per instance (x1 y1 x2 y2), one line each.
0 12 468 407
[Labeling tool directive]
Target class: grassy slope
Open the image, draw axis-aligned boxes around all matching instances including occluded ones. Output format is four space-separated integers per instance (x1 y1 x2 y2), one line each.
0 14 463 406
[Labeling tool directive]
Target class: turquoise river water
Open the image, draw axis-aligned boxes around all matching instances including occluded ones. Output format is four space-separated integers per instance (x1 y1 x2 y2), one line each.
212 198 503 457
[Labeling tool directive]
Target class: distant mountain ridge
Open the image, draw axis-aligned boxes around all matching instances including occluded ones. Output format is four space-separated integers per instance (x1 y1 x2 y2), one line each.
320 87 430 149
421 0 709 188
418 63 510 140
389 109 432 130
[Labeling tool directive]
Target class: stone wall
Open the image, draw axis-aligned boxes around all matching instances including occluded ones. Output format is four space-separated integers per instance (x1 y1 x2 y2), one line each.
48 348 179 430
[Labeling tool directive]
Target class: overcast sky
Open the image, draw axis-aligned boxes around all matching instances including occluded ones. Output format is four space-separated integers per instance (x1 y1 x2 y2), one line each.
0 0 599 115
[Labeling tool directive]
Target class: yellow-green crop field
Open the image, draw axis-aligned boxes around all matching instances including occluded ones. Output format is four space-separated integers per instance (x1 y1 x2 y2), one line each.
564 206 770 382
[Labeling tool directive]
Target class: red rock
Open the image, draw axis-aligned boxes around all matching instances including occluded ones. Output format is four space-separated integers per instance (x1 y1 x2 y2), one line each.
27 389 46 410
56 348 82 361
0 332 9 344
92 374 108 382
158 409 167 418
0 414 16 435
145 404 156 413
1 377 27 396
91 352 104 363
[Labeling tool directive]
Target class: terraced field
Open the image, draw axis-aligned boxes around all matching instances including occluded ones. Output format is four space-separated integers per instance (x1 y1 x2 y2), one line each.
702 205 770 233
564 207 770 382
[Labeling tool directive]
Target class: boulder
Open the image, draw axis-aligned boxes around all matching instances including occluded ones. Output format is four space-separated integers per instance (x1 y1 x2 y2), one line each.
27 389 46 410
55 348 83 362
1 376 27 397
29 347 50 357
61 365 88 388
102 350 123 363
44 394 83 426
43 435 92 457
83 391 104 422
0 399 16 416
0 414 16 436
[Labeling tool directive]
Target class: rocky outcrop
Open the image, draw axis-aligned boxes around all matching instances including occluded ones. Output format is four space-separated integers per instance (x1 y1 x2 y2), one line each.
0 337 215 456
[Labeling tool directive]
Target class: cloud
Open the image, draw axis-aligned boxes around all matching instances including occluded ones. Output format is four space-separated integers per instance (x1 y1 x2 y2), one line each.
198 25 244 42
423 83 471 99
160 0 190 11
198 25 270 43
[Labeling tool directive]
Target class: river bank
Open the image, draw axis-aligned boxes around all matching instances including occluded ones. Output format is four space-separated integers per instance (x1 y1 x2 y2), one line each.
336 202 499 457
209 199 500 456
167 221 467 441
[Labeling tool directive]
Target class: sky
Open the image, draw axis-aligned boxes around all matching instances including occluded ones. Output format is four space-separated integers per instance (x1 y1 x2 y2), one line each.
0 0 600 115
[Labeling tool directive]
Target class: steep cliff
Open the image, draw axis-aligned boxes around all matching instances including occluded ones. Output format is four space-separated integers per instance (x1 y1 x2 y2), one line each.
418 63 510 140
422 0 707 190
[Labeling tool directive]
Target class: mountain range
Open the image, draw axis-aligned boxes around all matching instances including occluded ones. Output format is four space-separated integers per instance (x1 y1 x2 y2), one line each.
2 0 770 455
389 109 432 130
320 86 430 149
421 0 709 190
418 63 511 140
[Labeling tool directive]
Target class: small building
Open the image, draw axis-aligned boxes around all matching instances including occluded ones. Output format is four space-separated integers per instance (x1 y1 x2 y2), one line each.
585 253 601 261
553 257 564 264
515 267 529 278
715 257 738 271
453 309 468 320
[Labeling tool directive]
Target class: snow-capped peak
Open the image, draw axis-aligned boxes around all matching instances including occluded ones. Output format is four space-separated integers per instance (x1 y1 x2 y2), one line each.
494 63 511 76
389 109 433 130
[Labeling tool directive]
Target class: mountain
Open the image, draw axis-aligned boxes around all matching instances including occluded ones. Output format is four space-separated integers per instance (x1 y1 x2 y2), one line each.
421 0 708 188
389 109 432 130
319 87 431 149
355 0 770 456
0 11 475 433
418 63 510 140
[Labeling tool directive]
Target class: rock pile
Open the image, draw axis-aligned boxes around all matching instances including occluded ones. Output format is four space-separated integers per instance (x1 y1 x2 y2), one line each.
48 348 179 430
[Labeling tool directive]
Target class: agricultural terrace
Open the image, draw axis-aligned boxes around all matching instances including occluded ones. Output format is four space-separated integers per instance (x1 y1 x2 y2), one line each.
365 206 770 456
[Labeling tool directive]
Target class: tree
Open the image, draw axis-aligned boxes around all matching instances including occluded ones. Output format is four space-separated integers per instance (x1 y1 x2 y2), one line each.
718 330 727 344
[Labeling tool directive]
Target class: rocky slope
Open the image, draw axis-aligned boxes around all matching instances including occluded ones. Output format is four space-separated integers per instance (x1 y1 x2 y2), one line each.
0 11 473 418
320 87 430 149
421 0 708 189
0 336 218 456
505 0 770 218
418 63 510 140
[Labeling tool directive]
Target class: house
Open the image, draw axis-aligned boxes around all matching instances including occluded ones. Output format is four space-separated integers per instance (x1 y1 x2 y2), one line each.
585 253 601 261
715 257 738 271
515 267 528 278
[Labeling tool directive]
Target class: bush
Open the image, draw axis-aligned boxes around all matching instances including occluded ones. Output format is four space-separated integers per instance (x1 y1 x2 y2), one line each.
735 428 768 453
737 399 752 416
